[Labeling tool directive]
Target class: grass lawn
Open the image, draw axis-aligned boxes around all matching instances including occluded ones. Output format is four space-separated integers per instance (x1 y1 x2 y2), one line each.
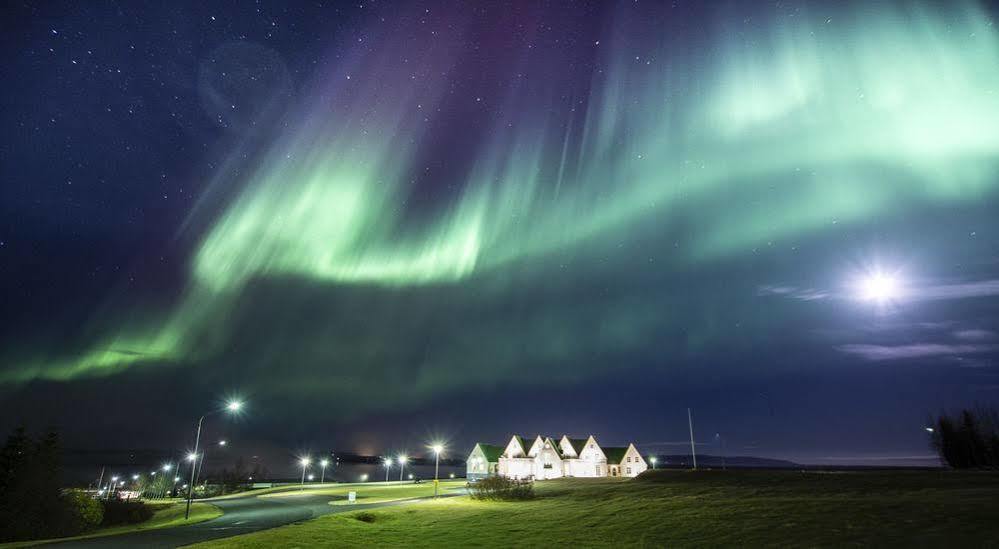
193 470 999 548
5 501 221 547
263 479 467 504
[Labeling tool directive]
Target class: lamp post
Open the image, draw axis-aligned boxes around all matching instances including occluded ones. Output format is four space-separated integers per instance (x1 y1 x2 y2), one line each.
319 459 329 484
185 399 243 520
300 457 311 488
383 458 392 482
162 464 173 498
650 456 657 470
398 455 407 481
431 444 443 497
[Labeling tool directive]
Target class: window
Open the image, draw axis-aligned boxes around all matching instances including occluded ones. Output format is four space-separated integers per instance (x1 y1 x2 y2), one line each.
626 467 632 475
627 457 632 463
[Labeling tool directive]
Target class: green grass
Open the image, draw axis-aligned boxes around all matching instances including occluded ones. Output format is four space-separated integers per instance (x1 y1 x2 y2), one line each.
193 470 999 548
5 501 221 547
263 480 466 504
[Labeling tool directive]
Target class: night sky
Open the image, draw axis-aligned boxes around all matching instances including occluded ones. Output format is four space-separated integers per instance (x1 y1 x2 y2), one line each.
3 1 999 475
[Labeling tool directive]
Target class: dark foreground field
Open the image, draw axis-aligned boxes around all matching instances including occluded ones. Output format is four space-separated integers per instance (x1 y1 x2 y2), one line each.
195 470 999 548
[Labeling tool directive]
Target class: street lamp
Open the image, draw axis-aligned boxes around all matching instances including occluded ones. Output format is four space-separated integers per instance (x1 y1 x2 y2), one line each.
430 443 444 497
218 440 227 447
300 457 311 488
185 398 244 520
320 459 329 484
398 455 408 481
650 456 658 470
383 458 392 482
109 476 119 499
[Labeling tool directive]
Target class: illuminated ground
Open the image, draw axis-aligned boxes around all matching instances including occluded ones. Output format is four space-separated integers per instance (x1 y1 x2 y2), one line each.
40 481 464 548
194 471 999 547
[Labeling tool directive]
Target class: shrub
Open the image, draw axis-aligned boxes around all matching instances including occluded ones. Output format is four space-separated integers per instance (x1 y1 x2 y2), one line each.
354 511 378 523
60 490 104 533
468 476 534 501
101 500 153 526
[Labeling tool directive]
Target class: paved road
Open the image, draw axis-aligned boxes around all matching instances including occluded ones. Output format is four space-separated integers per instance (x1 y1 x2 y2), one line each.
54 491 453 548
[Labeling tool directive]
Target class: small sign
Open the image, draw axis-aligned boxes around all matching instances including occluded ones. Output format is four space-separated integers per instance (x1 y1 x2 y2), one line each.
348 491 356 504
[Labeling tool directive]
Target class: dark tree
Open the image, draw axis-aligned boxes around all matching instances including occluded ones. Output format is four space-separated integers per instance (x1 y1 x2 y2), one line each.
931 406 999 470
0 427 102 541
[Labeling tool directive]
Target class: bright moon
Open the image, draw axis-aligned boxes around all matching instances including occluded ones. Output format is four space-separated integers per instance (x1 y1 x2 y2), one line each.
861 274 900 302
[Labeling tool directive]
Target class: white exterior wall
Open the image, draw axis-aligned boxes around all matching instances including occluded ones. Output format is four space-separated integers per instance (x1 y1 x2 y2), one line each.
526 436 545 457
503 436 527 458
558 436 578 457
565 458 605 477
620 444 648 477
534 440 564 479
500 458 535 479
466 446 490 476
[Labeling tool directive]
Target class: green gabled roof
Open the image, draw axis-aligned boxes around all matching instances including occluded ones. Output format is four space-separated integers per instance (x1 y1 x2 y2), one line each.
603 447 628 465
567 438 588 455
514 435 532 456
476 443 504 463
543 437 563 458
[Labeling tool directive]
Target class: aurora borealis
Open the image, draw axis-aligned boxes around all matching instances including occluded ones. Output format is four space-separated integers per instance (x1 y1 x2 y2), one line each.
2 1 999 466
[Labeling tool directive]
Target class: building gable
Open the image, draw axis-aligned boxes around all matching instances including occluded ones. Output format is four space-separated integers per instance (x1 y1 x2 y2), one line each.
623 444 647 467
559 435 577 457
504 435 533 458
578 435 606 462
527 435 546 457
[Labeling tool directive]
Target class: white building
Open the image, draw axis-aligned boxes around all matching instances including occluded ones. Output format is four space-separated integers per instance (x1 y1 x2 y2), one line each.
466 434 647 480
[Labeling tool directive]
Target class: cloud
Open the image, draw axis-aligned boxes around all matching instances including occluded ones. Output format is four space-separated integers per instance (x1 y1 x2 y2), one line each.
837 343 999 361
757 285 830 301
953 329 996 341
762 279 999 304
918 280 999 301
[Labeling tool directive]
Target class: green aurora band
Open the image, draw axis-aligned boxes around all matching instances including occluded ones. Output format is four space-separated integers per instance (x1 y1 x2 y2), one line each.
7 3 999 414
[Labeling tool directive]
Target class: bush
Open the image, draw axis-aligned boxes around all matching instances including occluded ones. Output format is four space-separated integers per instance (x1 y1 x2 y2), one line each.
354 511 378 523
100 500 153 526
468 476 534 500
60 490 104 533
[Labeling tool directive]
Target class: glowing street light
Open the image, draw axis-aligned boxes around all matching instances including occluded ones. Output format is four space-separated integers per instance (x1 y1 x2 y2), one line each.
925 427 935 433
649 456 658 470
218 440 227 447
383 458 392 482
300 457 311 487
397 455 408 482
320 459 329 484
185 398 245 520
430 443 444 497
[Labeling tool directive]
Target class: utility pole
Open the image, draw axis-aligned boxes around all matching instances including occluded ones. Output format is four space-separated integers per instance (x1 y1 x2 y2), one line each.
687 408 698 470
